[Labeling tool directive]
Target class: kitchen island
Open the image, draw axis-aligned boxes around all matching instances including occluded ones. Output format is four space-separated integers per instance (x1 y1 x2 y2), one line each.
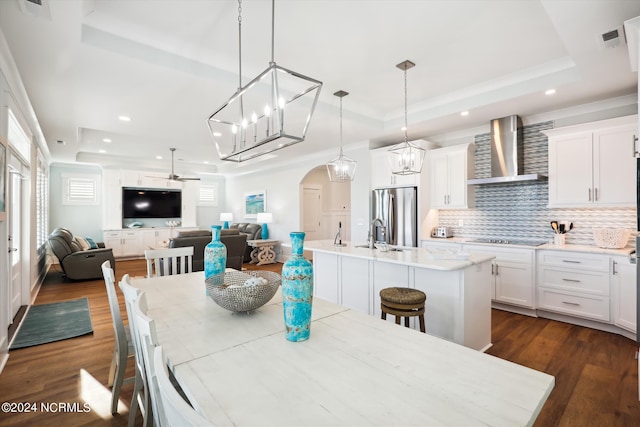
304 240 495 351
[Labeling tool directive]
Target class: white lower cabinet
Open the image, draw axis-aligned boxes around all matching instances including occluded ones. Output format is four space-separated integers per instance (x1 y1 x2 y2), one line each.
462 245 535 308
140 229 171 251
313 253 371 314
103 227 199 258
104 230 140 258
611 255 637 333
537 250 611 322
313 253 339 304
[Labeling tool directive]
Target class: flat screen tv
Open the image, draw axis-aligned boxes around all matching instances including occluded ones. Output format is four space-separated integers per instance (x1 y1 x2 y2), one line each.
122 187 182 219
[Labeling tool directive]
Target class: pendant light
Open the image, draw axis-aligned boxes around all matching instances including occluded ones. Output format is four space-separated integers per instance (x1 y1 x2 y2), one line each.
326 90 357 182
207 0 323 162
388 60 425 175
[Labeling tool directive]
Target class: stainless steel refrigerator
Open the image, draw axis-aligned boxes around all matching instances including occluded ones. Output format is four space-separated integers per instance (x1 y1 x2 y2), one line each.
371 186 418 247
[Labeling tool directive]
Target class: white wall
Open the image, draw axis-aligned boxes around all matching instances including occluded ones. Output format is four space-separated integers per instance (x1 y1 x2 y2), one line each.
225 143 371 255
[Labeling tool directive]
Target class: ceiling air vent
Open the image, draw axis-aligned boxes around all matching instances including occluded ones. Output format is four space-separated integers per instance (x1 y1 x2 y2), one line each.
19 0 51 19
600 26 626 49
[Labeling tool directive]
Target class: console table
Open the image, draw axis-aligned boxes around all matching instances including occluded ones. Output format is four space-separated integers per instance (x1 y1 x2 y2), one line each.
246 239 279 265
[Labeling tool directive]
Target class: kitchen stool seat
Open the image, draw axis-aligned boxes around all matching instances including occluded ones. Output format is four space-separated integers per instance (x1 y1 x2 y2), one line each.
380 287 426 333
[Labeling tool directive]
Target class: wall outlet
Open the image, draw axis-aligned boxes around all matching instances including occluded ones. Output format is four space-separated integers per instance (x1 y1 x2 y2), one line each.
458 219 464 227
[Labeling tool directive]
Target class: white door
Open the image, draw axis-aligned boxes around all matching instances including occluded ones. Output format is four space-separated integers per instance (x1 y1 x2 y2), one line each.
302 186 322 241
8 170 22 321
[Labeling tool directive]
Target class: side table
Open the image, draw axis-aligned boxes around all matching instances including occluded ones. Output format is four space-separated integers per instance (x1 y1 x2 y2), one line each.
246 239 279 265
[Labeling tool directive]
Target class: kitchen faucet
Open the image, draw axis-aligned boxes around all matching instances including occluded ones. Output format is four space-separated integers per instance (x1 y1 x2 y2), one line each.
369 218 385 249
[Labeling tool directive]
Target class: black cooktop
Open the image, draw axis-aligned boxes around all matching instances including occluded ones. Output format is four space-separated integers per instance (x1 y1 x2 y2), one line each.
467 238 547 246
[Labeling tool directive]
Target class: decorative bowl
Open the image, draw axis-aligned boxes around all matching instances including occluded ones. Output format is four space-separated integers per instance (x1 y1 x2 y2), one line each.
592 228 631 249
206 270 281 312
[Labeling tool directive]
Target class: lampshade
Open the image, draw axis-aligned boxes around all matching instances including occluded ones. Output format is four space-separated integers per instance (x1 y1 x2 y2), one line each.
220 213 233 222
207 0 322 162
326 90 357 182
257 212 273 224
388 60 425 175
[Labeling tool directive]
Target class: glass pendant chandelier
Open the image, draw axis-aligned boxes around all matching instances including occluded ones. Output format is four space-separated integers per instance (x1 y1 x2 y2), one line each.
207 0 323 162
326 90 357 182
388 60 425 175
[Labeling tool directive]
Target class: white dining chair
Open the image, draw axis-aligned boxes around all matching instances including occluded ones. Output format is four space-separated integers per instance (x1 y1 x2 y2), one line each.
133 293 163 427
153 345 213 427
119 274 152 427
101 261 135 415
144 246 194 277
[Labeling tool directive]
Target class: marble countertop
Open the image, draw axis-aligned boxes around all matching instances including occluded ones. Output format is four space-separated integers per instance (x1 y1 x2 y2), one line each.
422 237 635 256
301 240 495 271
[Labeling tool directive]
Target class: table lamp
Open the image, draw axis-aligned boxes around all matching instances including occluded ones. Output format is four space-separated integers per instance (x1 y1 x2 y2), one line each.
220 212 233 229
257 212 273 240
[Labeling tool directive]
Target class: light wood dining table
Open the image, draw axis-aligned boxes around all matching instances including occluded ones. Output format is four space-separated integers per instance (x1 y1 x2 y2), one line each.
132 271 554 427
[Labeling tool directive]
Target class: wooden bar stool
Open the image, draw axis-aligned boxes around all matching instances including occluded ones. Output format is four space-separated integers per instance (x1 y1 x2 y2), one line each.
380 287 426 333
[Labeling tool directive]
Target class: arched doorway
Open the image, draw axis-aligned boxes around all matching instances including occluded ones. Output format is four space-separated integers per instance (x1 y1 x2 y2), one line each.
300 165 352 242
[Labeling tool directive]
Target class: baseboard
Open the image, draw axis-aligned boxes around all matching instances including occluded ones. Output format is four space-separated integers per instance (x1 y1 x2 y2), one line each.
491 302 538 317
536 309 636 342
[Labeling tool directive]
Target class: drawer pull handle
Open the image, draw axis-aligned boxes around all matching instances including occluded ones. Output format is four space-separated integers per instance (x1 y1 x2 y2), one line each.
562 278 581 282
562 301 580 306
562 260 581 264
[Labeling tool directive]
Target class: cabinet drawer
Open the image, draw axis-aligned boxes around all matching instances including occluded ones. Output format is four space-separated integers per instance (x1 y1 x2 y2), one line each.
104 231 122 238
462 245 533 263
538 251 609 272
123 230 139 238
538 267 609 295
537 288 610 322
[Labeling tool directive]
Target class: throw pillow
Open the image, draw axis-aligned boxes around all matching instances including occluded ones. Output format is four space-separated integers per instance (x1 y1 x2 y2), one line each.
85 237 98 249
74 236 91 251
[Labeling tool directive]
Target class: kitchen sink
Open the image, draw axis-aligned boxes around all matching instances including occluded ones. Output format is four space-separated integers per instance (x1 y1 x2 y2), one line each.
353 244 404 252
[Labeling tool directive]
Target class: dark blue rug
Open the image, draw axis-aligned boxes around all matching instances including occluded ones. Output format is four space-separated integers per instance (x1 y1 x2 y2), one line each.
10 298 93 350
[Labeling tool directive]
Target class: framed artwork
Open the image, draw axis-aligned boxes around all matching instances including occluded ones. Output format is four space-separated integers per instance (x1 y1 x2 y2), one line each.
0 136 6 222
244 190 266 219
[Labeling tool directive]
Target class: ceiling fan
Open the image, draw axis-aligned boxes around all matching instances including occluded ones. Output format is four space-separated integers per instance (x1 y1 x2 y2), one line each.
154 148 200 182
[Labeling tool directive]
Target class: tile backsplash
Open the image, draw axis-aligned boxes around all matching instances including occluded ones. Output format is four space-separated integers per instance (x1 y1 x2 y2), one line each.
438 121 636 246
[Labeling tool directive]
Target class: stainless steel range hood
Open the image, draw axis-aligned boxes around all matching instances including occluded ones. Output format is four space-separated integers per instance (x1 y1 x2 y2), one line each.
467 115 546 185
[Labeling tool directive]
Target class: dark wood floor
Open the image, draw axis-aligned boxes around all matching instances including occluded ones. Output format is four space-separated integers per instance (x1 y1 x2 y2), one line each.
0 259 638 426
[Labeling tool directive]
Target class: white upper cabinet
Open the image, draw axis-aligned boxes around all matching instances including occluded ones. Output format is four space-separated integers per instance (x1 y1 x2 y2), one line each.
370 140 428 189
545 115 637 208
429 143 475 209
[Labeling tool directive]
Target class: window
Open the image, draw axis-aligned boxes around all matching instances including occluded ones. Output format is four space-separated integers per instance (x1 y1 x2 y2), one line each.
198 182 219 206
62 173 100 205
36 156 49 248
7 107 31 163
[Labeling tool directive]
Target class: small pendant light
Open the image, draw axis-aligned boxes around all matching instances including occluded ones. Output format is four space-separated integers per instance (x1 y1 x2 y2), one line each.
326 90 357 182
388 60 425 175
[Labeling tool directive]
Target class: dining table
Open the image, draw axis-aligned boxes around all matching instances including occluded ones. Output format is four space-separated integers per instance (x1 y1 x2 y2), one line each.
131 271 554 427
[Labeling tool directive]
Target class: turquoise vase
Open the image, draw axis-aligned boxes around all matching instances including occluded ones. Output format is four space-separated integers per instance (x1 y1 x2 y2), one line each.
204 225 227 295
282 232 313 342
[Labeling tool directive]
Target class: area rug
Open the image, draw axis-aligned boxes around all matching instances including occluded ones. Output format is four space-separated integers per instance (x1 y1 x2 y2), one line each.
10 298 93 350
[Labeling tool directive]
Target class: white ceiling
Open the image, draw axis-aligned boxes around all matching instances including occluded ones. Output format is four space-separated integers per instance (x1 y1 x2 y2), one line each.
0 0 638 176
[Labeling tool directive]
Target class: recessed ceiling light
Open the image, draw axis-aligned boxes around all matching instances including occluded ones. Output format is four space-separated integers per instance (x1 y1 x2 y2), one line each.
204 161 209 164
103 138 112 143
118 115 131 122
460 111 469 116
545 89 556 95
156 155 163 160
98 149 106 154
212 132 222 137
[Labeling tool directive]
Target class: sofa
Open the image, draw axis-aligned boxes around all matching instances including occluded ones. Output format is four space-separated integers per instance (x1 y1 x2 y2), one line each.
169 229 247 271
229 223 262 262
48 228 116 280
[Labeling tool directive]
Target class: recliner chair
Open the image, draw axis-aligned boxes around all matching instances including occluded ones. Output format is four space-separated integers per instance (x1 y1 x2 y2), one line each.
48 228 116 280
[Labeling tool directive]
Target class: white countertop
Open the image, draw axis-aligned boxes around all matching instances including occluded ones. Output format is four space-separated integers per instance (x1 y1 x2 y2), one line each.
301 240 495 271
422 237 635 256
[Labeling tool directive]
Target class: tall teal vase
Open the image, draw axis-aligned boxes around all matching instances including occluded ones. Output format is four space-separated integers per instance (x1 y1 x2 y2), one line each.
282 232 313 342
204 225 227 294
